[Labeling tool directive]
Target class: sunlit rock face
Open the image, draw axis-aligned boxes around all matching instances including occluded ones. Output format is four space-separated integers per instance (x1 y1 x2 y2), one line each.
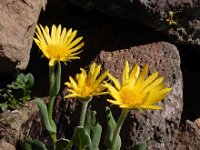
0 0 46 72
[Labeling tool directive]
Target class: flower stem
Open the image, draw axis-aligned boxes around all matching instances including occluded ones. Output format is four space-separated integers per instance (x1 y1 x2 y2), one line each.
79 97 92 127
111 109 129 150
48 96 56 126
48 62 61 143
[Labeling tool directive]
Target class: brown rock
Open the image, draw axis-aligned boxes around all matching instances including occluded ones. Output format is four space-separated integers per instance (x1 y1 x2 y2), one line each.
96 41 183 149
0 101 39 145
0 0 46 72
0 140 15 150
176 120 200 150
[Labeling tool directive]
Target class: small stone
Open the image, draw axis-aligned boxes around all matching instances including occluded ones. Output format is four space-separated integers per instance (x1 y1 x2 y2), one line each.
0 140 15 150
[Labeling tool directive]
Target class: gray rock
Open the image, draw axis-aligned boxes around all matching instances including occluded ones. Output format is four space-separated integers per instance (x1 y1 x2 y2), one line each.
176 120 200 150
69 0 200 47
0 101 39 145
96 41 183 149
0 0 46 72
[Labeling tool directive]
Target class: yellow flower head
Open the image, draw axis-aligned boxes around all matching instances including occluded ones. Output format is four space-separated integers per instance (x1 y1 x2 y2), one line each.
34 24 84 66
104 61 172 110
65 63 108 100
166 11 177 26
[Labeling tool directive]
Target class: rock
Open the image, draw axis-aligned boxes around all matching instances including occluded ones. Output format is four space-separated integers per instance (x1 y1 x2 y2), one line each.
69 0 200 47
0 0 46 73
195 118 200 129
96 41 183 149
176 120 200 150
0 140 15 150
0 101 39 145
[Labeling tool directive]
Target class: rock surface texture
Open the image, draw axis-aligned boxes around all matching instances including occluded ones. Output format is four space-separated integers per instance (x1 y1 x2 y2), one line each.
176 120 200 150
0 140 16 150
96 41 183 149
69 0 200 47
0 0 46 72
0 101 39 145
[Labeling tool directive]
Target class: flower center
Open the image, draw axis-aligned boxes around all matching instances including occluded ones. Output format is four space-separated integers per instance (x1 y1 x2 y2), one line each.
47 44 66 59
119 85 143 106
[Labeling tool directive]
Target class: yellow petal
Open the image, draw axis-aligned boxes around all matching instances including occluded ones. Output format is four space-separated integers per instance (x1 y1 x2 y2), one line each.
67 42 84 53
92 64 101 82
51 25 57 44
129 64 140 87
44 25 52 44
140 105 162 110
122 61 130 85
64 30 77 47
142 77 164 95
66 37 83 50
65 94 78 98
78 69 87 89
49 59 56 66
135 64 148 89
107 99 122 105
93 71 108 89
69 76 78 89
104 83 121 102
55 24 61 44
140 72 158 91
107 73 121 90
88 63 96 82
62 28 72 45
59 27 67 45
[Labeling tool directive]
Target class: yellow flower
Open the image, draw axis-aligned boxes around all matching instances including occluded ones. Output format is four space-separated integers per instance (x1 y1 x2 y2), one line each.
34 24 84 66
104 61 172 110
65 63 108 99
166 11 177 26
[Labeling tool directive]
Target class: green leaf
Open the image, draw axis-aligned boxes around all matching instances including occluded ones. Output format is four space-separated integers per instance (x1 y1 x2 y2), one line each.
85 109 96 134
25 73 34 89
0 103 8 111
85 109 102 150
72 126 91 149
16 73 25 83
34 98 56 133
22 137 47 150
55 138 72 150
89 123 102 150
104 106 121 150
129 141 147 150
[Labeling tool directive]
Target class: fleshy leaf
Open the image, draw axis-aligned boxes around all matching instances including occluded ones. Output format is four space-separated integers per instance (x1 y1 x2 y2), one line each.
21 137 47 150
55 138 72 150
72 126 91 149
89 122 102 150
104 106 121 150
34 98 56 133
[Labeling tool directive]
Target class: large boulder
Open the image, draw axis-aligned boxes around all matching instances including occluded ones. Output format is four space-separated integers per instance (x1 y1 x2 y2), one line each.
69 0 200 47
96 41 183 149
0 0 46 73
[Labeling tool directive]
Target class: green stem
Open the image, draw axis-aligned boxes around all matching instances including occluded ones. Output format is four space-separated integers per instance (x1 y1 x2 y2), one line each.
48 96 56 126
49 65 55 97
50 133 57 144
111 109 129 150
79 97 92 127
48 62 61 144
